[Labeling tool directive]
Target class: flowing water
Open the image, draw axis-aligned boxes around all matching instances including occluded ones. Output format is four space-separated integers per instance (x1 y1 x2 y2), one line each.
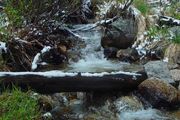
63 24 178 120
66 24 129 73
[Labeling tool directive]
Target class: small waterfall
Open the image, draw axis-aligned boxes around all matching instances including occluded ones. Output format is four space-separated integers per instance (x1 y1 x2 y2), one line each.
67 24 129 72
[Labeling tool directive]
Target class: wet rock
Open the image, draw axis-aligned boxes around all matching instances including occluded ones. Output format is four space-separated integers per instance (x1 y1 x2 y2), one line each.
138 78 180 108
84 92 119 106
42 47 68 65
50 106 73 120
144 60 174 84
38 95 53 112
170 69 180 82
114 95 143 113
165 43 180 65
84 113 117 120
101 18 137 49
103 47 118 59
84 100 118 120
51 93 69 106
116 48 139 62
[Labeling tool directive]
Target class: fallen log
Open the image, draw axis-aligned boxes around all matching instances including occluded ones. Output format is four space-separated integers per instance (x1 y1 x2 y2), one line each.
0 70 147 93
159 16 180 26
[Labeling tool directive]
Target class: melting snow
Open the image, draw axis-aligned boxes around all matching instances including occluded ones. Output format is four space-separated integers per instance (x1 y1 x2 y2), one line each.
163 57 169 63
31 46 51 71
0 70 141 78
0 42 7 54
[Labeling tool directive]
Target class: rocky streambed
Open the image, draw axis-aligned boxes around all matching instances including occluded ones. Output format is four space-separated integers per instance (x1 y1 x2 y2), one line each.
0 0 180 120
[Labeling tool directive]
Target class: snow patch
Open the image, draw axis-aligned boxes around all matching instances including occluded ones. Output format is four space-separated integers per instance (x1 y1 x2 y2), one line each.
81 71 141 77
31 53 41 70
0 70 141 78
82 0 91 14
31 46 51 71
96 1 124 18
0 71 78 78
163 57 169 63
0 42 7 54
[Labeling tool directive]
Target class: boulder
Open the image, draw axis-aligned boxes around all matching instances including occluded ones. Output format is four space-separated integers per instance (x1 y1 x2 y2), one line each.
130 6 146 50
170 69 180 82
165 43 180 65
103 47 118 59
147 40 170 60
138 78 180 108
101 18 137 49
116 48 139 62
146 15 159 27
144 61 174 84
169 26 180 37
114 95 143 113
38 95 54 112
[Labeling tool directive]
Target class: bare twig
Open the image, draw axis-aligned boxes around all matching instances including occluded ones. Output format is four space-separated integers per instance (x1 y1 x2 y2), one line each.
123 0 134 11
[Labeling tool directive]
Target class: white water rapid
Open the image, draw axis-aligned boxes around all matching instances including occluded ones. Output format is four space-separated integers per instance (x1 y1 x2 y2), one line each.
67 24 129 72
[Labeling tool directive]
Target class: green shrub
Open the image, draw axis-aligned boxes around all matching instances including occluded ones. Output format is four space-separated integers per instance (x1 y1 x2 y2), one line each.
3 0 54 27
172 35 180 44
169 2 180 19
0 14 11 42
147 26 170 40
4 0 26 27
0 87 40 120
133 0 149 15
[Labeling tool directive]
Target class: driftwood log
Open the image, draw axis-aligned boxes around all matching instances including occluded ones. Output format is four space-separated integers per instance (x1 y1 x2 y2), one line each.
0 70 147 93
159 16 180 26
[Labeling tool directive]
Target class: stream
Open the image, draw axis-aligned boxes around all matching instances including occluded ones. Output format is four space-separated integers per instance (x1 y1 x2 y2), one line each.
66 24 130 73
0 0 179 119
59 24 178 120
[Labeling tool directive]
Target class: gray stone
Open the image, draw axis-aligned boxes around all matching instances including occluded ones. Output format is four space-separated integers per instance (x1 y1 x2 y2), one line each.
101 18 137 49
169 26 180 36
144 61 175 83
114 95 143 113
116 48 140 62
165 43 180 65
170 69 180 82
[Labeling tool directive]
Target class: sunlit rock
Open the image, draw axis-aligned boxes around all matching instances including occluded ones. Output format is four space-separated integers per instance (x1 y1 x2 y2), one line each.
138 78 180 108
144 60 174 84
165 43 180 65
170 69 180 82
